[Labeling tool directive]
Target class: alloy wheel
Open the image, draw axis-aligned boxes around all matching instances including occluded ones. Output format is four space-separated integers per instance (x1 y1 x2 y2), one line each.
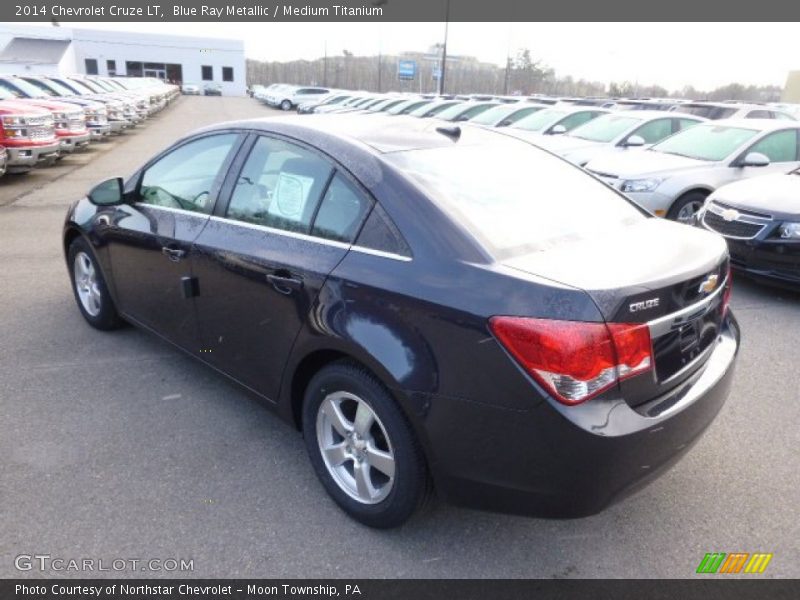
316 391 396 504
73 251 102 317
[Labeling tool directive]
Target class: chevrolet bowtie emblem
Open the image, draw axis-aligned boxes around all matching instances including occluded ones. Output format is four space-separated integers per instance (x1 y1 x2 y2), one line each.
698 274 719 294
720 208 740 222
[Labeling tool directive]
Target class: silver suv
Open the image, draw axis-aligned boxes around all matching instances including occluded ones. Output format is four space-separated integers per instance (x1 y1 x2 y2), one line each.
585 119 800 222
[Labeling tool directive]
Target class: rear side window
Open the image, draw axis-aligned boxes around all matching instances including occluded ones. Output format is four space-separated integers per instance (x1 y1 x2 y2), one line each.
677 118 701 130
746 130 799 162
311 174 372 243
226 136 333 234
356 203 411 257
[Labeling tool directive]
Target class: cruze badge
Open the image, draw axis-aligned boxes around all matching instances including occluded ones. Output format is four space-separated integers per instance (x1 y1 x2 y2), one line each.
698 274 719 294
629 298 660 313
720 208 740 222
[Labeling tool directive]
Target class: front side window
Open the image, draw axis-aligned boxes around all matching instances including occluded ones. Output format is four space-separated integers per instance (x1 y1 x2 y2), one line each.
746 130 799 162
226 137 334 234
630 118 674 144
138 134 239 214
201 65 213 81
746 110 772 119
651 124 758 162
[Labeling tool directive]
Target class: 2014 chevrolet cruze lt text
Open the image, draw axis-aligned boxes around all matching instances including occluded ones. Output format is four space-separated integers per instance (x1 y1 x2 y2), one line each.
63 115 740 528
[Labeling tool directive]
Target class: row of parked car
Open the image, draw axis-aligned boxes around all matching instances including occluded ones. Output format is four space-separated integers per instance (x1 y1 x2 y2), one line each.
251 86 800 289
0 75 179 178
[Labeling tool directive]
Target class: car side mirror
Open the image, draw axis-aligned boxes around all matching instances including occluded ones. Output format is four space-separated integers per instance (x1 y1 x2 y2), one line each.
88 177 125 206
740 152 770 167
624 135 646 147
497 120 511 127
550 124 567 135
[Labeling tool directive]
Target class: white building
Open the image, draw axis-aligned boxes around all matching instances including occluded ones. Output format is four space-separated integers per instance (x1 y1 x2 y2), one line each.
0 25 246 96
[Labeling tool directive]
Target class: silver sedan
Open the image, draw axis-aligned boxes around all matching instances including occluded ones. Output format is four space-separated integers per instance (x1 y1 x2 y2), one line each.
584 119 800 222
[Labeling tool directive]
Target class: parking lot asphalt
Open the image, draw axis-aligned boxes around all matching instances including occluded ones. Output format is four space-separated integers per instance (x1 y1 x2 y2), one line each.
1 96 798 579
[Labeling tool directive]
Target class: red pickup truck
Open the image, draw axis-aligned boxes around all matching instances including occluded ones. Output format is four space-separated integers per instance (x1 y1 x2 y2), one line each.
0 99 60 172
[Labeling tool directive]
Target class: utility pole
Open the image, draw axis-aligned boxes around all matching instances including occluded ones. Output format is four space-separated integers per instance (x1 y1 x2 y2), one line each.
373 0 387 93
438 0 450 95
323 41 328 87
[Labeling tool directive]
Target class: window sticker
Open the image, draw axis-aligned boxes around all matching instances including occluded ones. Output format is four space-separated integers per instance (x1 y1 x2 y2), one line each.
268 172 315 221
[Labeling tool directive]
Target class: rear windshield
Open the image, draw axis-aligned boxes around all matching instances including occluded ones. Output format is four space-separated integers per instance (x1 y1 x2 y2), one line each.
676 105 737 120
651 124 758 161
384 137 644 258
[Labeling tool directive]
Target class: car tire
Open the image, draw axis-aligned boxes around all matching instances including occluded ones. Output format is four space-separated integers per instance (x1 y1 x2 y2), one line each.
302 360 428 528
667 191 708 224
280 99 292 111
67 237 123 331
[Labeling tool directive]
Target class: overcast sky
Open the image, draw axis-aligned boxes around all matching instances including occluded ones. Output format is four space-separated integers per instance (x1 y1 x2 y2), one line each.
32 22 800 90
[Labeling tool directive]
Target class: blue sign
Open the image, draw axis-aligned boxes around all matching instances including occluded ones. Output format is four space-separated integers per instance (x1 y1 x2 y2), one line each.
398 60 417 80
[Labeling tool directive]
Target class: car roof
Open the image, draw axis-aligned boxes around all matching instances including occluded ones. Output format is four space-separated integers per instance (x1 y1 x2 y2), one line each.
546 105 611 114
203 113 508 154
704 118 798 131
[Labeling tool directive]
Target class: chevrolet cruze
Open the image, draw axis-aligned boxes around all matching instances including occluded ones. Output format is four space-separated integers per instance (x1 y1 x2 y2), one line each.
586 119 800 222
64 115 740 528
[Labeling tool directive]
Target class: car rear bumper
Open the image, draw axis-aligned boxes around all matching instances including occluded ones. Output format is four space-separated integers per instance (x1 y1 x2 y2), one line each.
421 313 739 518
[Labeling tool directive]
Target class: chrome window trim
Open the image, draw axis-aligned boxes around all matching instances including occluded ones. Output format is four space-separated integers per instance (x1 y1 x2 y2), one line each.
208 215 413 262
136 205 412 261
134 202 210 218
350 245 412 262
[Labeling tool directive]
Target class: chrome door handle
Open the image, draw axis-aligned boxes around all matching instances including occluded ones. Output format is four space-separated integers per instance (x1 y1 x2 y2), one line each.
267 272 303 295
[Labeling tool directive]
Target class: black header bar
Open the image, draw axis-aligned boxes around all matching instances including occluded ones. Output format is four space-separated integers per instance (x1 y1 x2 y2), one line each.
4 0 800 22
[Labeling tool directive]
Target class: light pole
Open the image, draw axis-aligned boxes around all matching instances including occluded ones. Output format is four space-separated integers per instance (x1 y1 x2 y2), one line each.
373 0 388 92
438 0 450 95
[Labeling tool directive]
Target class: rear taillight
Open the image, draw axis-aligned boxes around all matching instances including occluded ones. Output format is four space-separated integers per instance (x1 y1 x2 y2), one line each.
489 317 653 406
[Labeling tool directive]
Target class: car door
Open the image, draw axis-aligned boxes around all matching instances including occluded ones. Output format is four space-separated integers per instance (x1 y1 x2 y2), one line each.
190 134 373 401
101 132 243 349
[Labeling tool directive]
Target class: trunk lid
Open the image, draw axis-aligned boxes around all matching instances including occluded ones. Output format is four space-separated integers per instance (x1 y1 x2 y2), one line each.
503 218 730 405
